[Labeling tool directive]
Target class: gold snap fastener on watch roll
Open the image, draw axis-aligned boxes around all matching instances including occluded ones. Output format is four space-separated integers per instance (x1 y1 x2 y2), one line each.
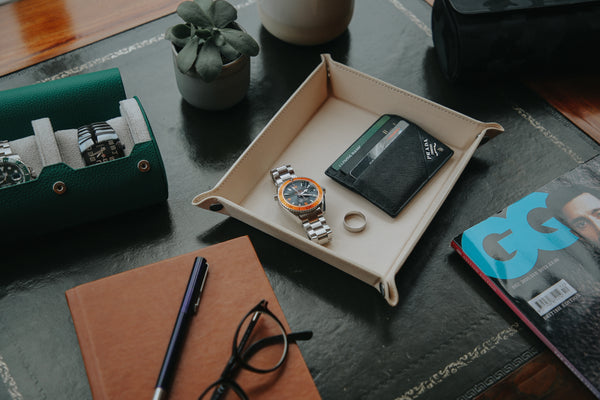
137 160 151 172
53 181 67 195
343 211 367 233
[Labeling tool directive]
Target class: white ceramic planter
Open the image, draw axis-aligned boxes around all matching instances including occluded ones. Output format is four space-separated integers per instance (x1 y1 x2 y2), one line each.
171 44 250 110
257 0 354 46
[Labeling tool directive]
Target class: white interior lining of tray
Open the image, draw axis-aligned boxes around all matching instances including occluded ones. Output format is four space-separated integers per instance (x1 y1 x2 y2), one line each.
240 95 471 281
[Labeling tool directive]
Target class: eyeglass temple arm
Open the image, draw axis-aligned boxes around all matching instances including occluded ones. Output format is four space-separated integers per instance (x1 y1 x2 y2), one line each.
238 309 262 350
211 310 267 388
241 330 313 360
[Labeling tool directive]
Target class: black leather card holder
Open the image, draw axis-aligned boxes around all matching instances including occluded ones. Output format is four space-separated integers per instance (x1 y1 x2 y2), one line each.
326 114 454 217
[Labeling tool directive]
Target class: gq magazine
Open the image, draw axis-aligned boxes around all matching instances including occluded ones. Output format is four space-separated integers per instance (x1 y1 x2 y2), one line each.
452 155 600 398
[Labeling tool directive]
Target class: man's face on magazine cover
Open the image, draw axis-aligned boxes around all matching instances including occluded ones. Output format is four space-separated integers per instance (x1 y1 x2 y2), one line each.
562 192 600 248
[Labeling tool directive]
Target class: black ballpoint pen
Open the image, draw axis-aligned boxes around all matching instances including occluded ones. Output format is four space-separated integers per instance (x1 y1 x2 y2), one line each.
153 256 209 400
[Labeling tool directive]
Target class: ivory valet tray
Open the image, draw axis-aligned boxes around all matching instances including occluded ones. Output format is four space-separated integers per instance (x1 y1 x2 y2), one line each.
193 54 503 306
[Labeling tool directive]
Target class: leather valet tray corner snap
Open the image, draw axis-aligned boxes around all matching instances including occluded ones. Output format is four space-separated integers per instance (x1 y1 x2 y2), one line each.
193 54 502 306
0 68 168 238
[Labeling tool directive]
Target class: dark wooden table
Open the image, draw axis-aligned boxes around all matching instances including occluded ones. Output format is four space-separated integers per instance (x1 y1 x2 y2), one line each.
0 0 598 399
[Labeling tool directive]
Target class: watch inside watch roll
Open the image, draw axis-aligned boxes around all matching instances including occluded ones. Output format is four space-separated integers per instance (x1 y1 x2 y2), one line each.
77 121 125 166
0 158 34 188
81 139 125 165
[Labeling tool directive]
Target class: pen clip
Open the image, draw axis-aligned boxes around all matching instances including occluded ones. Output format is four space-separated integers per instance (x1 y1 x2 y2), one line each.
194 295 201 314
193 260 209 314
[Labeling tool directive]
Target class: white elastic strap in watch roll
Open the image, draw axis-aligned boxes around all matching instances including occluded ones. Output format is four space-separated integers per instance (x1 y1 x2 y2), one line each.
32 118 61 167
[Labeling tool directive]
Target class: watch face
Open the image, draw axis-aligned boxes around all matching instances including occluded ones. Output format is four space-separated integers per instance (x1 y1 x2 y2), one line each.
83 139 125 165
0 159 32 188
278 177 323 212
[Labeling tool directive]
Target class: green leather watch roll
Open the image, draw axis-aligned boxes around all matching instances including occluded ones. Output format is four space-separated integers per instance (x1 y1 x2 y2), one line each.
0 69 168 238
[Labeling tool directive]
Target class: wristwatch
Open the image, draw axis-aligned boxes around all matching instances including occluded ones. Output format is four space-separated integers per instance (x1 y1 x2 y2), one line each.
77 121 125 165
0 140 35 188
270 164 332 244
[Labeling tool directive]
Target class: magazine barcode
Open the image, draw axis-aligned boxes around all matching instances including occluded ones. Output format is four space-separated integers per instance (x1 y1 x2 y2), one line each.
527 279 577 316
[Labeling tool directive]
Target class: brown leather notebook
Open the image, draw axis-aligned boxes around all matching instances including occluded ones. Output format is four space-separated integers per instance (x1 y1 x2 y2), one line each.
66 236 320 399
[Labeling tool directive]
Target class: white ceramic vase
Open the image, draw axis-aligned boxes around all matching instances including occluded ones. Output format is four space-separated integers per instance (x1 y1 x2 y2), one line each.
257 0 354 46
171 44 250 110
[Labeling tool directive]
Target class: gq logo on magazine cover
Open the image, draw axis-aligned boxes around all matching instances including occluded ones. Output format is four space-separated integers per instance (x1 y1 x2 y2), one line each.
461 192 578 279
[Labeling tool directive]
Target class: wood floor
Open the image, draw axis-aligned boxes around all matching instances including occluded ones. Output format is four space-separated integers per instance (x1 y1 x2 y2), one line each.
529 74 600 144
0 0 180 76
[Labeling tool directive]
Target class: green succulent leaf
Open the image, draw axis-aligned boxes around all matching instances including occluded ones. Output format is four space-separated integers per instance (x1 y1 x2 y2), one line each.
195 38 223 81
165 24 192 48
193 0 212 13
177 1 213 28
220 28 259 57
166 23 191 39
176 35 200 73
220 43 240 64
211 0 237 28
194 28 212 39
213 31 226 47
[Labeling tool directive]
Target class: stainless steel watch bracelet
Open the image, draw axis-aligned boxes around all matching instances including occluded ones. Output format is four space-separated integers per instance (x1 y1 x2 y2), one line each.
77 121 119 152
0 140 15 157
301 213 333 245
270 164 297 187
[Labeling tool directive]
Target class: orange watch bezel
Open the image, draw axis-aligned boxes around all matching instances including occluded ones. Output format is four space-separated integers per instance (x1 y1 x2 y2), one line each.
278 177 323 212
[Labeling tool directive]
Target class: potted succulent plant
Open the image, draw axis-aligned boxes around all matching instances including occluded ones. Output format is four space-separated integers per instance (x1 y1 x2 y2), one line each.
166 0 260 110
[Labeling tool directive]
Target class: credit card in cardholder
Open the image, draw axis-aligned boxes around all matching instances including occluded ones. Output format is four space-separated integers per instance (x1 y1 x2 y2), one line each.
325 114 454 217
350 119 410 178
332 114 399 175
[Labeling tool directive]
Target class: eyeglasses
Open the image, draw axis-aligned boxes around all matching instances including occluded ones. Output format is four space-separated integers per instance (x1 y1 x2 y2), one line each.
198 299 313 400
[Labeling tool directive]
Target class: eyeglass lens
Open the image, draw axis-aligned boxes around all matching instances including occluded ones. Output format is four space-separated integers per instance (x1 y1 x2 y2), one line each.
235 309 287 372
198 308 289 400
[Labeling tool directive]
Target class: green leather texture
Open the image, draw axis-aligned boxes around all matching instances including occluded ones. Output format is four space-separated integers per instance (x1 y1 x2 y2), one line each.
0 70 168 237
0 69 126 140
